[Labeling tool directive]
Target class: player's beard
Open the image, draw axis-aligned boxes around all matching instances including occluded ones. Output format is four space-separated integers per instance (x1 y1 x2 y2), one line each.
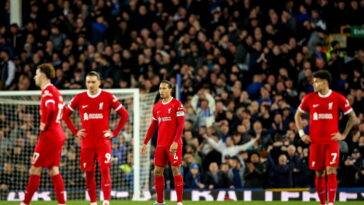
160 93 164 99
313 85 319 93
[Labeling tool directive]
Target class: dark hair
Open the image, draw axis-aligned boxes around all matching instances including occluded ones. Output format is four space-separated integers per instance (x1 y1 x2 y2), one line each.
312 70 331 83
38 63 55 79
160 80 173 89
86 71 101 80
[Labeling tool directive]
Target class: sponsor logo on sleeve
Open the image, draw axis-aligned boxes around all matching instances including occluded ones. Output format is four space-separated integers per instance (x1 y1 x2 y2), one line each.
176 111 185 116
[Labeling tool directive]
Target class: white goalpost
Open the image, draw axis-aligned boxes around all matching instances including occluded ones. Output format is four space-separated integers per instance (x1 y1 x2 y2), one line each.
0 89 156 201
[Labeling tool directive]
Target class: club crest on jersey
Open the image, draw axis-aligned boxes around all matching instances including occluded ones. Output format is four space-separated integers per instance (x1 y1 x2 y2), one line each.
99 102 104 110
168 108 171 113
328 102 333 110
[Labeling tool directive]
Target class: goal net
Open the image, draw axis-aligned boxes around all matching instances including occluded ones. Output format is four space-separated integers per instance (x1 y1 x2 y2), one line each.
0 89 157 201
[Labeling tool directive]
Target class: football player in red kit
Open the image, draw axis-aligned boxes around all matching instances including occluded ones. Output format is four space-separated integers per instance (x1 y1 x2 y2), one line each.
63 71 129 205
295 70 358 205
20 63 66 205
141 80 185 205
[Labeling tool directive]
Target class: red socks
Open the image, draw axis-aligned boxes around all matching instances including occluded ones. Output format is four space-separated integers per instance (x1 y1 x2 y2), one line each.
86 168 112 203
327 174 337 203
154 175 165 203
86 171 97 203
315 176 327 205
23 175 41 204
154 175 183 203
174 175 184 203
101 167 112 201
51 174 66 204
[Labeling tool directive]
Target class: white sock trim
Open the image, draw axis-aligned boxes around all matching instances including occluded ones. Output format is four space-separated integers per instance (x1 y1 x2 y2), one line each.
103 200 110 204
90 202 97 205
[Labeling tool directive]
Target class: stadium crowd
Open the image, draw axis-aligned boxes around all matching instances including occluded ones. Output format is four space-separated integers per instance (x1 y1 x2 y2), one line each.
0 0 364 192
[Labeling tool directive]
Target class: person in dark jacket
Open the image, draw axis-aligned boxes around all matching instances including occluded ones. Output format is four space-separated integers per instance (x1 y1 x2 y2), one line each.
244 152 265 188
185 163 204 189
268 153 293 188
204 162 230 189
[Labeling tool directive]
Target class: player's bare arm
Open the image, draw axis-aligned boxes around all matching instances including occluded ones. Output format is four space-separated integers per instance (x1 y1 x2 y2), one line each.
294 109 311 144
40 122 45 131
141 115 158 155
331 111 359 141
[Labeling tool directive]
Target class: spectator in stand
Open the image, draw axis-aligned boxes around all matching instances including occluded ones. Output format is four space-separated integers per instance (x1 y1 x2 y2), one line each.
227 156 245 188
203 134 258 162
0 50 15 90
184 163 204 189
191 89 216 127
204 162 230 189
244 152 265 188
0 162 14 191
268 153 293 188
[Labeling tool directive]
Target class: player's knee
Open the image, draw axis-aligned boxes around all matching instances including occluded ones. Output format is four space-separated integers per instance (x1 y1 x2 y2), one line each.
326 166 337 174
315 170 326 177
29 166 42 175
171 166 181 176
48 166 59 176
154 167 164 176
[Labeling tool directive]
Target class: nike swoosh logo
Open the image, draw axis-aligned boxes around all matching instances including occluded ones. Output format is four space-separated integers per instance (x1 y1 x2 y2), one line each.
82 105 88 108
313 104 319 107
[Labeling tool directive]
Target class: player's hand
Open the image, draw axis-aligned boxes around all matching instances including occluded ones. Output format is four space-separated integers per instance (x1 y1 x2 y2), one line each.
77 129 86 138
140 144 147 155
170 142 178 155
331 132 345 141
40 123 45 131
301 134 312 144
103 130 114 138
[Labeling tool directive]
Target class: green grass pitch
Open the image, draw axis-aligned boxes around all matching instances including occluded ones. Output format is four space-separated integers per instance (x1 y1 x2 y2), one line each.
2 201 364 205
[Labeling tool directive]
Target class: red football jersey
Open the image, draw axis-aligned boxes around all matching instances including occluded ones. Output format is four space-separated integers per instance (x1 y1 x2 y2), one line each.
40 83 65 132
152 98 184 147
298 90 353 144
67 89 123 148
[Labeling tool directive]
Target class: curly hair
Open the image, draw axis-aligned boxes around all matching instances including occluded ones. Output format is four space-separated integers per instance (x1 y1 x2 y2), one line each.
37 63 56 79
